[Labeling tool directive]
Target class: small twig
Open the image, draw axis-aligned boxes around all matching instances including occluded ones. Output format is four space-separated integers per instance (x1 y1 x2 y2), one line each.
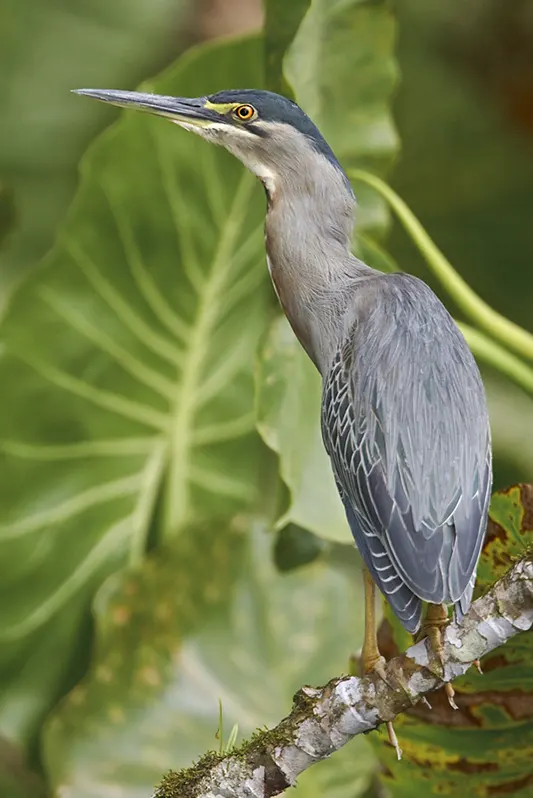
154 555 533 798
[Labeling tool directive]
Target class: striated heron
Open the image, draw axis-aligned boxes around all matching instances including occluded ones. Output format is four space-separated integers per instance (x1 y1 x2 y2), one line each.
74 88 492 754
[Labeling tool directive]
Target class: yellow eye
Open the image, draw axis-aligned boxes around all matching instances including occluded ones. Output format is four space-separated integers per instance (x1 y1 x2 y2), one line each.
234 104 256 121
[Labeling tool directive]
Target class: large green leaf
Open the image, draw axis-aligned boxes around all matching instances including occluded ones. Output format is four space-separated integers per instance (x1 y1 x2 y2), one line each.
258 0 398 545
284 0 399 235
44 522 374 797
0 184 16 254
0 0 191 306
0 738 46 798
264 0 310 94
372 485 533 795
0 36 271 749
256 316 350 543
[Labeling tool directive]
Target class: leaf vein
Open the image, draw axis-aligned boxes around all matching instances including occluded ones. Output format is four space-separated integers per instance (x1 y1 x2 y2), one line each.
193 413 256 446
40 287 176 401
18 355 168 431
102 182 191 344
0 438 157 460
0 474 141 539
67 239 183 368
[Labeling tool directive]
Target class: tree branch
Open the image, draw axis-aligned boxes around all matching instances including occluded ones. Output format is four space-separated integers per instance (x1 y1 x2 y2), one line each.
154 554 533 798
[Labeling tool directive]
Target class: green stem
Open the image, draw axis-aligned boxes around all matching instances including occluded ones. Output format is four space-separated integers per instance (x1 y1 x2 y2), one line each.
459 323 533 395
350 169 533 364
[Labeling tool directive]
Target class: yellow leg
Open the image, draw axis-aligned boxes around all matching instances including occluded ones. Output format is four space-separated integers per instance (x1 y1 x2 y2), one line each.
422 603 458 710
362 568 402 760
362 568 385 673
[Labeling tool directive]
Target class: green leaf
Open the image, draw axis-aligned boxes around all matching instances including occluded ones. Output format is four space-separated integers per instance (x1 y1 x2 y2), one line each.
44 522 374 797
0 738 46 798
0 35 271 747
256 316 351 543
371 484 533 795
389 0 533 338
0 0 191 304
284 0 399 234
0 184 16 253
274 524 325 572
257 0 399 545
388 1 533 488
264 0 310 94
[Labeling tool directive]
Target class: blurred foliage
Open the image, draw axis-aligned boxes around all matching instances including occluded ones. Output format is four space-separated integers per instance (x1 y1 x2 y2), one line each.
274 524 325 572
283 0 399 235
256 316 349 543
264 0 309 95
0 34 270 769
0 0 531 796
44 522 373 798
389 0 533 488
0 184 16 254
0 0 191 307
391 0 533 331
373 485 533 796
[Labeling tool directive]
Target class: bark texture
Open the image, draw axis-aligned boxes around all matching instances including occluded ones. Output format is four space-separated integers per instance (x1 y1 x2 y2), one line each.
154 554 533 798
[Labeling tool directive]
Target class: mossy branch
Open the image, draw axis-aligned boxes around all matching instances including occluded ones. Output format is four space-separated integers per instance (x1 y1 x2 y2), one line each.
152 554 533 798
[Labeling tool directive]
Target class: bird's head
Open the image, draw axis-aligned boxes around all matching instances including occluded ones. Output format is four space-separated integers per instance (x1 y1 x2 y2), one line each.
73 88 348 199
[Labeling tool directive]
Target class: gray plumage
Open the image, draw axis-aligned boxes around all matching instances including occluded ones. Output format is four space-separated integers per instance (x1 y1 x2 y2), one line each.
74 87 493 634
250 93 492 634
321 274 491 632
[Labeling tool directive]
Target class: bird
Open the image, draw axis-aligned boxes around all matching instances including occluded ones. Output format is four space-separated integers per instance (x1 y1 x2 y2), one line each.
74 87 492 752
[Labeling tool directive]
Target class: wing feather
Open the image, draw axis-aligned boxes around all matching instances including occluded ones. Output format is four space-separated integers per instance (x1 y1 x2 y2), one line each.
322 273 492 633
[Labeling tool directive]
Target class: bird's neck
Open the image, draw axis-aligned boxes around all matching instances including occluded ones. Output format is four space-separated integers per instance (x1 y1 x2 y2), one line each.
264 166 373 372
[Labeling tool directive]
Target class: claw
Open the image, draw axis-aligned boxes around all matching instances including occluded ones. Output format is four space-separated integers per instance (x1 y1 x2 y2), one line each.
386 720 402 760
365 656 403 758
422 603 460 707
361 568 402 758
365 656 402 758
473 659 483 675
444 682 458 710
365 654 388 684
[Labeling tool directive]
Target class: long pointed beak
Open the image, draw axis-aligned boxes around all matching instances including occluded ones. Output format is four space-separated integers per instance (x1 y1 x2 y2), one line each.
72 89 218 127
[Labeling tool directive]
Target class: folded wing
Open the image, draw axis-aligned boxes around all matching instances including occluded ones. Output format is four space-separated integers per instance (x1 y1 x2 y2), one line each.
321 273 492 633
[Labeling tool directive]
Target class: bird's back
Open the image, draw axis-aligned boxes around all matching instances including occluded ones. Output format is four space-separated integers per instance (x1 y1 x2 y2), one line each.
322 272 492 633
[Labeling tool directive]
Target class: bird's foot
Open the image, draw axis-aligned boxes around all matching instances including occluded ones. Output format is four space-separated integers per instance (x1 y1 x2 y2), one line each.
422 604 457 710
362 652 388 682
384 719 402 761
443 682 458 710
362 654 402 760
473 659 483 675
361 568 402 759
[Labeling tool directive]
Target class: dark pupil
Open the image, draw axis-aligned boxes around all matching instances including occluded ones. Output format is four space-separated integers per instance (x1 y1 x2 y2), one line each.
239 107 250 118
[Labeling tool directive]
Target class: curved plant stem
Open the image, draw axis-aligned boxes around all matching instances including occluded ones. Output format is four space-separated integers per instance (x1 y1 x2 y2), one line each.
459 323 533 395
350 170 533 364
